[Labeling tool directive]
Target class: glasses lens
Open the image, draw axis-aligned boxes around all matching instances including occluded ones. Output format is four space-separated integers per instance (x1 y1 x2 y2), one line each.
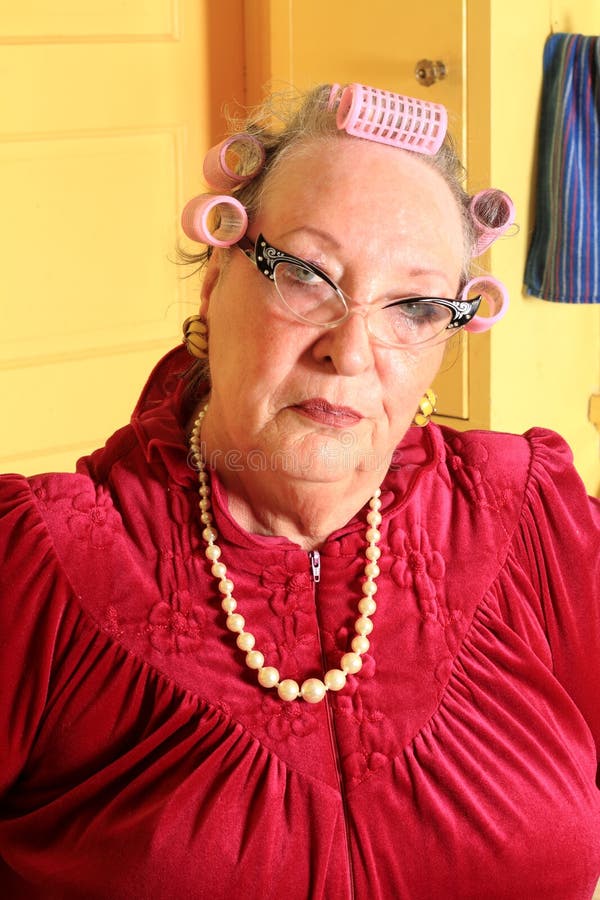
370 299 453 346
273 262 347 325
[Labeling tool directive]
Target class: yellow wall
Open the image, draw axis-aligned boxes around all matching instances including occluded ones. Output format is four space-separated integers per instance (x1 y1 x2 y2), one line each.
487 0 600 495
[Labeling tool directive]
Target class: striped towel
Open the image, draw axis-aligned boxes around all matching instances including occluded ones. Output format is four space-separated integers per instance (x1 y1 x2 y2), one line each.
524 33 600 303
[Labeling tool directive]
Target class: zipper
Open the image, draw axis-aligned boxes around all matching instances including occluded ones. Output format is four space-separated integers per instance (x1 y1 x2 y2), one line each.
308 548 356 899
308 549 321 582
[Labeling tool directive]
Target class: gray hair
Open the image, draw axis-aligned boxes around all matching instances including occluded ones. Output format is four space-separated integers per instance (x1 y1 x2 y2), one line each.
181 84 479 279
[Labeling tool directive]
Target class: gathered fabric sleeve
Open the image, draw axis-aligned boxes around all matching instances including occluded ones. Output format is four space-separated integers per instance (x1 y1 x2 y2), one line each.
510 430 600 770
0 475 81 794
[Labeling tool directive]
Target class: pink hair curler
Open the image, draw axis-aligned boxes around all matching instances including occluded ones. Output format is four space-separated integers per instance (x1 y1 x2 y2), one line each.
470 189 515 257
202 133 266 192
181 193 248 247
335 83 447 155
462 275 509 332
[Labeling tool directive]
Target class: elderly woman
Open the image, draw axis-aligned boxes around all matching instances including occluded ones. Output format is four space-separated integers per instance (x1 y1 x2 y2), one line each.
0 83 598 900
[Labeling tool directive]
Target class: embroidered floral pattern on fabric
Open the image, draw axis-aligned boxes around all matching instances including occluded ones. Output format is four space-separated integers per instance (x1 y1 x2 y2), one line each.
335 690 398 784
146 590 206 654
67 489 119 549
324 621 377 690
445 438 512 513
261 557 314 646
261 695 318 740
259 631 317 677
388 522 445 619
33 484 48 507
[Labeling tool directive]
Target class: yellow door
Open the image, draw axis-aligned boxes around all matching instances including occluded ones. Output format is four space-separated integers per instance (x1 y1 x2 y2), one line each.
243 0 470 422
0 0 244 474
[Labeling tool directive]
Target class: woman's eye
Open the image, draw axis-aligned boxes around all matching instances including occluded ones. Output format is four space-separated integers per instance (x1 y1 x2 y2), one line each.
285 263 322 285
399 300 443 321
385 298 448 322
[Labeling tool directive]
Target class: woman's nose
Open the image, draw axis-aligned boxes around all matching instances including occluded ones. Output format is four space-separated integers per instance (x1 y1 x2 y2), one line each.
312 310 375 375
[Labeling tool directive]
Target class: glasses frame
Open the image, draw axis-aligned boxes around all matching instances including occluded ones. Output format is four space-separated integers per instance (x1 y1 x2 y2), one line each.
237 233 481 347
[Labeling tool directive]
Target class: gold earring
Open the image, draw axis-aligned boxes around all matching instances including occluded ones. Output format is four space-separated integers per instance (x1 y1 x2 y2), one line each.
182 315 208 359
413 388 437 427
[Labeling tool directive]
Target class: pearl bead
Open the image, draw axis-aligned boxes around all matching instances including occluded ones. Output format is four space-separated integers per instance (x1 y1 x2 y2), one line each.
200 511 213 524
221 597 237 613
236 631 255 651
226 613 245 632
358 596 377 615
365 545 381 561
361 580 378 596
352 634 370 654
211 562 227 578
324 669 347 691
245 650 265 670
301 678 327 704
355 616 374 636
218 578 234 594
204 545 221 561
366 527 381 543
278 679 300 701
367 510 382 526
199 498 211 511
364 562 380 578
199 485 210 497
203 526 218 541
370 497 382 510
258 666 280 688
341 652 363 674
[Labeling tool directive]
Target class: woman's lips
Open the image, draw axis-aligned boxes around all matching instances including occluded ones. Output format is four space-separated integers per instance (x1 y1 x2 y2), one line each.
293 398 363 428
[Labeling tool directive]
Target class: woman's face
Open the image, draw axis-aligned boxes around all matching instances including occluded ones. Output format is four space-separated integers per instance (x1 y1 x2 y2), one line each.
200 137 465 484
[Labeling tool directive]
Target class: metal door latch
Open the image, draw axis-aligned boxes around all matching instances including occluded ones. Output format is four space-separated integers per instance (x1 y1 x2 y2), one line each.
415 59 447 87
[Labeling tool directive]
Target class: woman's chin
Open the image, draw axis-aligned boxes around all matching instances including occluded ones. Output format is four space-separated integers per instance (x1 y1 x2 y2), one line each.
253 434 390 484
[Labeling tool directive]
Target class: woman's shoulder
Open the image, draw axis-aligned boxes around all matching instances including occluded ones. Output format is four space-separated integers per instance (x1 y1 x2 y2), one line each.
405 423 598 581
0 466 121 552
434 423 594 509
0 470 112 636
0 468 99 538
437 422 552 476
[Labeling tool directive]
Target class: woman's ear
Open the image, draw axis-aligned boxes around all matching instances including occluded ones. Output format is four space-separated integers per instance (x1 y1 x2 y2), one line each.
199 249 225 318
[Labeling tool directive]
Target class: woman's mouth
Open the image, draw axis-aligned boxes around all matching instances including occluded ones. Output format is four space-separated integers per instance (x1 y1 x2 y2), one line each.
293 398 363 428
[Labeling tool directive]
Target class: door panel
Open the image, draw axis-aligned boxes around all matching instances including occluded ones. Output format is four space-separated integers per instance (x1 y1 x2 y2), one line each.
0 0 244 474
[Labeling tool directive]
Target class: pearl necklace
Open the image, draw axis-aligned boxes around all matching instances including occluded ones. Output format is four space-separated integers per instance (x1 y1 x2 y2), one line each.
189 404 383 704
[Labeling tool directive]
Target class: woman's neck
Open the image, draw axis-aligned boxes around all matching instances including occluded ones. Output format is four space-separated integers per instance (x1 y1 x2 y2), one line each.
217 469 382 551
187 399 389 550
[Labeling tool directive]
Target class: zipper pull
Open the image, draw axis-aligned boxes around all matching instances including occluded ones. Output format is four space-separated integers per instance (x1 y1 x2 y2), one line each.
309 549 321 583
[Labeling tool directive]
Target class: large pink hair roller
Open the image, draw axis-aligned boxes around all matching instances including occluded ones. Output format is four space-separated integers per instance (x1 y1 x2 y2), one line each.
202 133 266 192
470 189 515 257
181 193 248 247
462 275 509 333
334 83 447 155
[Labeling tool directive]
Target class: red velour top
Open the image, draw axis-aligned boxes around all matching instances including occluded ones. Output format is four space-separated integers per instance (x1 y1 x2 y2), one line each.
1 347 599 899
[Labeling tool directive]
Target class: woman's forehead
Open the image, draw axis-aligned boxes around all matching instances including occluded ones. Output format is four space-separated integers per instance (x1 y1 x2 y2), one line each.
256 137 465 275
262 137 459 221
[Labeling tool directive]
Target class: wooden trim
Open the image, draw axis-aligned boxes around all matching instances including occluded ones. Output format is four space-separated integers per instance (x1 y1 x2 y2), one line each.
589 393 600 433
